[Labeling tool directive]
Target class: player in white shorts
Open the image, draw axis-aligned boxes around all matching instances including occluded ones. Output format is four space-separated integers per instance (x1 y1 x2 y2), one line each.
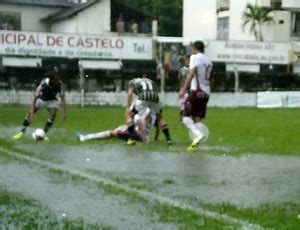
77 107 155 143
126 76 172 145
13 67 66 140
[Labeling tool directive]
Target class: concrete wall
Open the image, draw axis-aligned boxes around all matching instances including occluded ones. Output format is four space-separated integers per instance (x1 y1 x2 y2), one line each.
0 4 62 32
0 90 257 108
262 11 291 42
51 0 111 35
282 0 300 8
183 0 293 42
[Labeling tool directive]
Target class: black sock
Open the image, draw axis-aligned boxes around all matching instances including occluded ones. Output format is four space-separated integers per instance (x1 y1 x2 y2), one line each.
44 118 54 133
127 121 135 139
161 124 171 141
21 118 30 133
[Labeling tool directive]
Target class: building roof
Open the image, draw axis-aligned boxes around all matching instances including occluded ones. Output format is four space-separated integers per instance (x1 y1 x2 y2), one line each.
0 0 73 7
41 0 98 23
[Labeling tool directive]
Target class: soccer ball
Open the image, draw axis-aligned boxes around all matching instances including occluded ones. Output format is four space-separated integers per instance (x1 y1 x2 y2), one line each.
32 128 45 141
189 122 209 144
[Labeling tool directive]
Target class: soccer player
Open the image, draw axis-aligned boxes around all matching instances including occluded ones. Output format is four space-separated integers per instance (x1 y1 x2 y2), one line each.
77 107 155 143
13 67 66 140
126 75 172 145
179 41 213 151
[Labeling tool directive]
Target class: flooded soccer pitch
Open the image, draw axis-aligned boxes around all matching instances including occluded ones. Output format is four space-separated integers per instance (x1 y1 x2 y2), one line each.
0 126 299 229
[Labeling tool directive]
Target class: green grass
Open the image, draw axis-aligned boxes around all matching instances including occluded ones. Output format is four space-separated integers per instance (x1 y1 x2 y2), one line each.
0 186 112 230
0 105 300 229
1 105 300 155
0 150 237 230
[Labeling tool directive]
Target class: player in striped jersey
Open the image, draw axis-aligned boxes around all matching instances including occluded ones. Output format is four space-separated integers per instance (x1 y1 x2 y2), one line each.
77 107 155 143
126 75 172 145
13 67 66 140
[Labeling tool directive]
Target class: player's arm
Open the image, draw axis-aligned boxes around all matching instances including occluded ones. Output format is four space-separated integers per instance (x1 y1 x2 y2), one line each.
125 87 134 122
179 67 196 97
127 87 134 108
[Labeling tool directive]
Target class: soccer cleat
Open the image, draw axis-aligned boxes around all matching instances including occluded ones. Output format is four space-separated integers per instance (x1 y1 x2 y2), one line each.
167 140 173 145
187 135 204 151
187 144 198 151
44 136 49 141
127 139 136 145
76 131 85 142
13 132 23 140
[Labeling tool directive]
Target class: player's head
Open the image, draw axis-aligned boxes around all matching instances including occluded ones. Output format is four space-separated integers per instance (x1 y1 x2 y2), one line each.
192 40 205 53
45 66 61 85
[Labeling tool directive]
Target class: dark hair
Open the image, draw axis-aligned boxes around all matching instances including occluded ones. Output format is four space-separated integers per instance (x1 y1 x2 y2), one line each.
193 40 205 52
45 66 60 79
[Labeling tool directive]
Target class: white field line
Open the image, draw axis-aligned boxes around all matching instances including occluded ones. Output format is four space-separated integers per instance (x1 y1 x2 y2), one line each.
0 147 263 230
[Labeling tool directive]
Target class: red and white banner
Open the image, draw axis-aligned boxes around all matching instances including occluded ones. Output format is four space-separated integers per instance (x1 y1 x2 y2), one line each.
0 30 153 60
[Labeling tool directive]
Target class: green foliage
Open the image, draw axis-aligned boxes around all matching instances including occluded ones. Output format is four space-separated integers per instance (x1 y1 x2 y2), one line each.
242 3 274 41
124 0 182 36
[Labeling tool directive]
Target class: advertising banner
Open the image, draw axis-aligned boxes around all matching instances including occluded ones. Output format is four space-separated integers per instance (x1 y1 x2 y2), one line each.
0 30 153 60
206 40 291 64
257 91 300 108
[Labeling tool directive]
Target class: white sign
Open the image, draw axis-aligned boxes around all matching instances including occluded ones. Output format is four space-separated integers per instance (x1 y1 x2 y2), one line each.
206 41 291 64
0 30 153 60
257 91 300 108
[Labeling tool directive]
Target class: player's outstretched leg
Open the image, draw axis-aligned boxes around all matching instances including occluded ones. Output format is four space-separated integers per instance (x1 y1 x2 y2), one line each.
77 130 111 142
13 115 31 140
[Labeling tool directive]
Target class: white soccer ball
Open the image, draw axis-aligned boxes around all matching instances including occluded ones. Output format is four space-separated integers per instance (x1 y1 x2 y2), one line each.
189 122 209 144
32 128 45 141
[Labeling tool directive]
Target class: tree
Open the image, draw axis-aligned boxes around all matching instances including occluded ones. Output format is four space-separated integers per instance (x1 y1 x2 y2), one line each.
242 3 274 41
124 0 182 36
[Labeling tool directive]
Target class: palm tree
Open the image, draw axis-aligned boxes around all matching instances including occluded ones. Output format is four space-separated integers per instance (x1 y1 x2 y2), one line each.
242 3 274 41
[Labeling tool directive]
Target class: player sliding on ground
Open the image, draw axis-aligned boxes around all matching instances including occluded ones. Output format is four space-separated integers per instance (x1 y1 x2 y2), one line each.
13 66 66 141
77 107 155 143
126 75 172 146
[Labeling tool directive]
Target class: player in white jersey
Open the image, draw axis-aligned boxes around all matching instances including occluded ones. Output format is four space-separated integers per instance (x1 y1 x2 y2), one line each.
179 41 213 151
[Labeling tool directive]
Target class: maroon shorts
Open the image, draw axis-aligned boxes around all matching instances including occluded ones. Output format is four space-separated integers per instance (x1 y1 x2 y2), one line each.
183 90 209 118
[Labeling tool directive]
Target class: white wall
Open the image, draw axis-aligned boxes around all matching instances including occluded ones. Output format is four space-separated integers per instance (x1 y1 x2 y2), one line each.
0 90 257 108
0 4 61 32
183 0 292 42
282 0 300 8
183 0 217 39
51 0 110 35
263 11 291 42
228 0 257 41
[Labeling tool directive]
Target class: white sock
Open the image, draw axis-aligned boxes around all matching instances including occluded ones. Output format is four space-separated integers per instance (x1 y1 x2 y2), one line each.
82 131 110 141
182 117 204 139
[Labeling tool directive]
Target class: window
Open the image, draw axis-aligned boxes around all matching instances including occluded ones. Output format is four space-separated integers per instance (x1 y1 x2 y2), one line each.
292 12 300 36
271 0 282 9
217 16 229 40
217 0 230 12
0 11 21 31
